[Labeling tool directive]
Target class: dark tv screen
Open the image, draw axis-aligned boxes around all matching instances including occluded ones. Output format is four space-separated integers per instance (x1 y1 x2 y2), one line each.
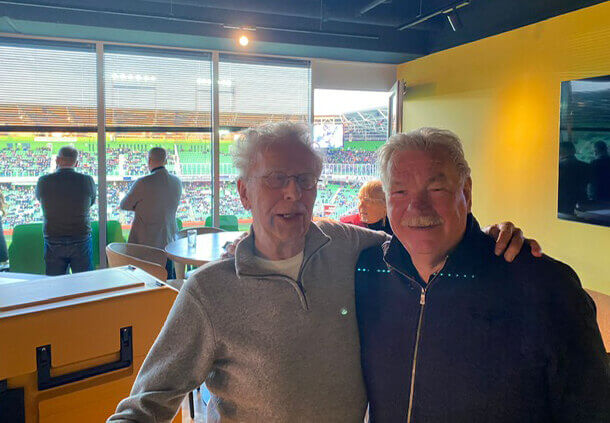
559 75 610 227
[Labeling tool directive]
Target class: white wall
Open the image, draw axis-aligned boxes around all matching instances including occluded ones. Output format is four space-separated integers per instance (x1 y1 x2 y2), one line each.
311 59 396 92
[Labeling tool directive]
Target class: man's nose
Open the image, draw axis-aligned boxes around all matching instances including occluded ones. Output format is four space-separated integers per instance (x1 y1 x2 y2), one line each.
407 191 432 212
282 177 302 201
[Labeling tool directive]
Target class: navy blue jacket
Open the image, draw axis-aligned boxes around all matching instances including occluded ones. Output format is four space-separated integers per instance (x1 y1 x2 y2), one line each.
355 215 608 422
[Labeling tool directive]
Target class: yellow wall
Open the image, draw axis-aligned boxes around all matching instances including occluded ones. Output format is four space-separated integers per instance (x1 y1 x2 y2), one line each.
397 2 610 293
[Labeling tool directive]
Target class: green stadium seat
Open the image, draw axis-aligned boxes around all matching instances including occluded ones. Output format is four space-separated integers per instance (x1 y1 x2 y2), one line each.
176 218 183 231
8 223 45 274
205 215 239 231
8 221 126 274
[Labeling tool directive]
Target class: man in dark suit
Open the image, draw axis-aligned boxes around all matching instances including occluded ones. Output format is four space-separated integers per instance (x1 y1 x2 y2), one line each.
36 146 96 275
120 147 182 275
590 141 610 201
558 141 590 214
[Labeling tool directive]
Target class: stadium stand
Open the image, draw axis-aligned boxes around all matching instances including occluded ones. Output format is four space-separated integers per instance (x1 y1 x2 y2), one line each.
0 103 386 246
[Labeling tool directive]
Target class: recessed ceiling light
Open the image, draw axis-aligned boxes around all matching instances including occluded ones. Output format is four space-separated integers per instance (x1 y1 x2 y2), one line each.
238 35 249 47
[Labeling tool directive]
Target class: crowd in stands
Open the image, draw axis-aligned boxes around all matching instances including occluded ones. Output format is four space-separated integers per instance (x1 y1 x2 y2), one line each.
0 145 379 178
0 146 52 176
322 149 377 164
0 143 373 235
0 177 363 232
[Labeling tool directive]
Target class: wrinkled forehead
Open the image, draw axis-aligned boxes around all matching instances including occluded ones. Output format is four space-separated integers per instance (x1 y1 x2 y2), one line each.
254 138 320 174
389 148 459 183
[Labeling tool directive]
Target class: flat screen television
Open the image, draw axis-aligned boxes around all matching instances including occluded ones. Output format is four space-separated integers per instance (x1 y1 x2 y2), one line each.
558 75 610 227
313 124 344 149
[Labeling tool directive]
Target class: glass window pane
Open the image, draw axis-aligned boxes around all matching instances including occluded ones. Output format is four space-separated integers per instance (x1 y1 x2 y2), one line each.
106 132 212 238
313 89 389 220
0 39 97 127
0 132 98 251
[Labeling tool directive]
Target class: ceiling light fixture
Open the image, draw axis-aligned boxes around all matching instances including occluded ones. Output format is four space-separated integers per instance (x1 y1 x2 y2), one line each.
238 35 249 46
397 0 470 31
445 9 463 32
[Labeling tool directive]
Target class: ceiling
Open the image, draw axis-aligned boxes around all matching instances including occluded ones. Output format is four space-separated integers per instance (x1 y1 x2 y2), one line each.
0 0 605 63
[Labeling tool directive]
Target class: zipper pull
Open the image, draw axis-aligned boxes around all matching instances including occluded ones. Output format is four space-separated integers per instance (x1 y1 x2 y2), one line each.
420 290 426 305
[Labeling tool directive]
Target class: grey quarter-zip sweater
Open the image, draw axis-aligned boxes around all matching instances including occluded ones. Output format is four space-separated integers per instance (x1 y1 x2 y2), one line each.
108 220 389 423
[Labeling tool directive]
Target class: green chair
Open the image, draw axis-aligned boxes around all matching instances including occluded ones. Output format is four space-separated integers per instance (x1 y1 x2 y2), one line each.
8 223 45 274
205 215 239 231
176 218 183 231
8 220 126 274
92 220 126 268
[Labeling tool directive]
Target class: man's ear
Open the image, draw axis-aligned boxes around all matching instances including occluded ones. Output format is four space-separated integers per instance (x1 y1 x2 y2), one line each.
463 176 472 213
237 178 251 210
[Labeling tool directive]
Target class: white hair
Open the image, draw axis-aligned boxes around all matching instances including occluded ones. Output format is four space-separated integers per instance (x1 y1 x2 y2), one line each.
231 121 323 179
377 127 471 190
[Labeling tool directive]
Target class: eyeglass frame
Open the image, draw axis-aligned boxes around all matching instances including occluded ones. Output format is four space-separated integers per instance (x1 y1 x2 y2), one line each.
252 171 320 191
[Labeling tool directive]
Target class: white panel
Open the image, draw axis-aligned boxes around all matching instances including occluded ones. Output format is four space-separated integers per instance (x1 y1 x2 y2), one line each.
312 59 396 92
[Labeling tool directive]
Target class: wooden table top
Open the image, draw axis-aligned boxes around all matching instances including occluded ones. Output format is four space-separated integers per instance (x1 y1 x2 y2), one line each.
165 231 245 267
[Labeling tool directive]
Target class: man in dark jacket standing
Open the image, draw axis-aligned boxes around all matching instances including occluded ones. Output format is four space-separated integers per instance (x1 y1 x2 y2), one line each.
36 145 96 275
355 128 608 422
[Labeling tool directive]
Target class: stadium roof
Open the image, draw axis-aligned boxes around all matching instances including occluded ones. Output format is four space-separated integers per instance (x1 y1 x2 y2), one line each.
0 0 605 64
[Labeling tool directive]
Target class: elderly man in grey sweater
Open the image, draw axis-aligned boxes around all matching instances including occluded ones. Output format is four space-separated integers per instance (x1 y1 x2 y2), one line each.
109 122 535 423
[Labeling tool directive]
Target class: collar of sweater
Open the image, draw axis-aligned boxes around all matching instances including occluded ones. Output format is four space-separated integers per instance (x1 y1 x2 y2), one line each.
234 222 331 279
382 213 493 285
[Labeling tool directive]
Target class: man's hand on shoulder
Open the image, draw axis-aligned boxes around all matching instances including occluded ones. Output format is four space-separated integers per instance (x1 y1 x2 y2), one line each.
483 221 543 262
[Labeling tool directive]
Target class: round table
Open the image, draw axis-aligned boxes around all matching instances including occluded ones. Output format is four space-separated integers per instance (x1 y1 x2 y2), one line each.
165 231 244 277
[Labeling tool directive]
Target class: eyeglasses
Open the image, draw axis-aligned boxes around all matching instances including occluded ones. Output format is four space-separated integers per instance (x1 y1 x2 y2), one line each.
258 172 319 190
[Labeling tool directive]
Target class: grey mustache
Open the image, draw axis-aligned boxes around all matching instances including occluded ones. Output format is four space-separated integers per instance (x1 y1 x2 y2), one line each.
400 215 444 227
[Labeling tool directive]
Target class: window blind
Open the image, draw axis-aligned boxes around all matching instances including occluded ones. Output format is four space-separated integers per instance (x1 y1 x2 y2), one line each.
0 38 97 128
218 54 311 127
104 47 212 128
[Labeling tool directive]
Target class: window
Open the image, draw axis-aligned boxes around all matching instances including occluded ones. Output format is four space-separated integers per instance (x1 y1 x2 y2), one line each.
0 39 97 250
313 89 389 220
218 55 311 228
104 48 213 235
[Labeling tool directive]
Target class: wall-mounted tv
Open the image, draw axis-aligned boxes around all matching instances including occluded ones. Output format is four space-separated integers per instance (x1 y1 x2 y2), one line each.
313 124 344 149
558 75 610 227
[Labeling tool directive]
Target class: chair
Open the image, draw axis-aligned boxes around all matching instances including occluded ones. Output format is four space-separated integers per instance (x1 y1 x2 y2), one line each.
8 223 45 274
106 242 168 281
205 215 239 231
585 289 610 354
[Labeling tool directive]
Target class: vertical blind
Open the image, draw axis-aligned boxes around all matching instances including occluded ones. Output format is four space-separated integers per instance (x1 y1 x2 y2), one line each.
0 38 97 127
218 54 311 127
104 47 213 128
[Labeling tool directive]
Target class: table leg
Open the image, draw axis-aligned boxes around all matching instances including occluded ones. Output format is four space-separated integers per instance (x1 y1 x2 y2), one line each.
174 261 186 279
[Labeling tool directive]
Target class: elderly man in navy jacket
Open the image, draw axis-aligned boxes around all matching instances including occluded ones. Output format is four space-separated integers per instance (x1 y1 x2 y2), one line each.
355 128 608 422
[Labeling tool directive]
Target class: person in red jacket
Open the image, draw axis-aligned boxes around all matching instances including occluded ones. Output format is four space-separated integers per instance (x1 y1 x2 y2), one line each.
340 179 393 234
